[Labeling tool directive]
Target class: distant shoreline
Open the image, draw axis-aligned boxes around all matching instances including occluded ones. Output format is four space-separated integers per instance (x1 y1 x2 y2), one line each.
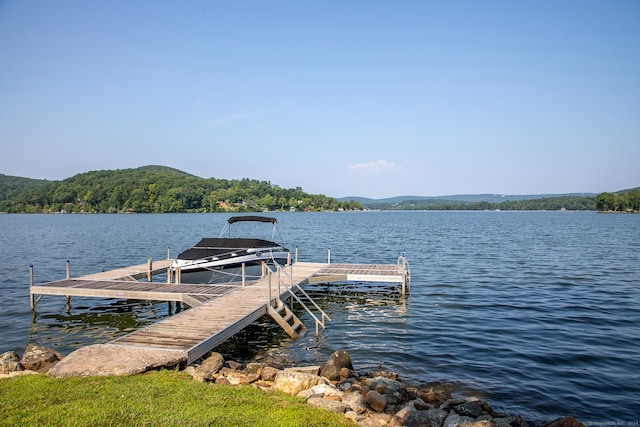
597 210 639 214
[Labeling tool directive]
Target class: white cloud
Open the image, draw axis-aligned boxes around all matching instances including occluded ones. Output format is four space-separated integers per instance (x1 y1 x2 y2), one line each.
347 160 401 174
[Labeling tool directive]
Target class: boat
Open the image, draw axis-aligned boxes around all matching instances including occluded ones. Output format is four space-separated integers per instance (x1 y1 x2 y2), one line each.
170 216 290 284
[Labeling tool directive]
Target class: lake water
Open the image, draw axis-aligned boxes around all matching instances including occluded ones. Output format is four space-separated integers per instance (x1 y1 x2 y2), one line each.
1 211 638 424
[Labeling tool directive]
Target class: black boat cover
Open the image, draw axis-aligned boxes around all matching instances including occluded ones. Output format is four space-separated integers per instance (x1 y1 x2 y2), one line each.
176 237 285 261
227 216 277 224
194 238 278 249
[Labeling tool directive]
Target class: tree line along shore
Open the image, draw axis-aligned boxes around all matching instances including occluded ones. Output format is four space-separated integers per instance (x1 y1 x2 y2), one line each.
1 166 638 213
0 165 362 213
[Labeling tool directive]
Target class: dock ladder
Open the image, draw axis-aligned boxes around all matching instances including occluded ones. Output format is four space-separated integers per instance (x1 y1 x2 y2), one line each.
265 263 332 337
398 251 411 295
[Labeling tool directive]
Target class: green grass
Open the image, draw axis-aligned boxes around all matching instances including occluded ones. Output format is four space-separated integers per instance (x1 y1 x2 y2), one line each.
0 370 354 427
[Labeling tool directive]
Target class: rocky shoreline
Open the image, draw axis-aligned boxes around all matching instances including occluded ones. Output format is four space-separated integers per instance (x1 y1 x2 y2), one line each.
2 345 584 427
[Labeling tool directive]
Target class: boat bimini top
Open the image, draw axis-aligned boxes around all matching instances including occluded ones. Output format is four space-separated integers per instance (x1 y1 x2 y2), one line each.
176 216 286 261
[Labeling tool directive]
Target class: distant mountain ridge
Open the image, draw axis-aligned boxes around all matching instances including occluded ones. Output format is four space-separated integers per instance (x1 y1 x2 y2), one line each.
338 193 598 205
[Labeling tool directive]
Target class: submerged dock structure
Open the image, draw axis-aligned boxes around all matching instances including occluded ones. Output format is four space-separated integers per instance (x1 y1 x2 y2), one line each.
30 255 410 364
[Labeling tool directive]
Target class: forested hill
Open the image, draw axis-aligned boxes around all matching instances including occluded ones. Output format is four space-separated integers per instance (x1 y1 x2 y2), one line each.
0 174 50 201
0 165 362 213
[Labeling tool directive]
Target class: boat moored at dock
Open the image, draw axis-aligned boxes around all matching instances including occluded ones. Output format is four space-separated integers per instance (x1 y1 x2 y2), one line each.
170 216 290 284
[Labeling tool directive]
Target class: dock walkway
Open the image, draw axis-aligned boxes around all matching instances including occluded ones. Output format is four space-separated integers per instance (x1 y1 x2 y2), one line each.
31 258 410 364
110 262 328 363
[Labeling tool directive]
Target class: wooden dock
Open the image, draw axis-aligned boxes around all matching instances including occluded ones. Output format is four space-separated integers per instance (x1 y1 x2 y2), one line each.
29 259 237 309
30 258 410 364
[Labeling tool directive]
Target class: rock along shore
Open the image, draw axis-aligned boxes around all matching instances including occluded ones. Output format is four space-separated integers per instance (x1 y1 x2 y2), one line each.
2 346 584 427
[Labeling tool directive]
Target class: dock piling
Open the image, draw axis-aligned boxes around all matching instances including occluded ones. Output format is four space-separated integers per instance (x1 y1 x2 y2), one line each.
242 263 246 287
29 265 34 310
65 260 71 307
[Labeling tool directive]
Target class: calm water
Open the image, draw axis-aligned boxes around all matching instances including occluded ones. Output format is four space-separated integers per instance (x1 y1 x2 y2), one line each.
1 212 638 424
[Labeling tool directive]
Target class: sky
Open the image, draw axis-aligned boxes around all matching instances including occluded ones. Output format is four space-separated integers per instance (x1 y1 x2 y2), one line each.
1 1 639 199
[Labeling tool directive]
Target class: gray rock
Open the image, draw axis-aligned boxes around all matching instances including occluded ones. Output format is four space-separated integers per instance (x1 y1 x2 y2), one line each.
284 365 321 375
344 410 362 423
412 398 431 410
443 412 476 427
245 362 265 374
493 418 512 427
480 400 498 417
363 375 405 391
406 408 449 427
340 366 355 380
225 360 243 370
224 371 260 385
0 351 20 363
365 370 399 381
342 390 367 414
48 344 186 378
365 390 387 412
364 376 408 404
358 412 394 427
261 366 279 381
394 403 418 425
183 365 207 382
411 386 453 407
0 351 23 374
320 350 354 381
200 352 224 380
306 397 348 414
440 397 469 410
454 400 484 418
338 379 361 392
273 370 327 395
20 344 63 372
510 415 530 427
298 383 344 400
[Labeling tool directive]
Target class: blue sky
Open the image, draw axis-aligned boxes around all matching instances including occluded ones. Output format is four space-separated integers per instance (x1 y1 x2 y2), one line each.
1 1 638 198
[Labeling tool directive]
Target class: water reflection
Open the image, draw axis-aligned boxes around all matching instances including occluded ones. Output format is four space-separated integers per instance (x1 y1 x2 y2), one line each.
29 298 173 351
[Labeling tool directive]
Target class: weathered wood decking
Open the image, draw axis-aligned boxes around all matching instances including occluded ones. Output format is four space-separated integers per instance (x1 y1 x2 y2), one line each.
30 259 238 309
110 262 330 363
30 259 410 363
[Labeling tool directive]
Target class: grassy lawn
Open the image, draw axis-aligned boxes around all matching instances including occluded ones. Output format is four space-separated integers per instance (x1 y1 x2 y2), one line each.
0 370 354 427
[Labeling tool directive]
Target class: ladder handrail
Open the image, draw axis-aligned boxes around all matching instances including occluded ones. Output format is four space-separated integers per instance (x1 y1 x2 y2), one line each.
288 281 332 322
264 262 331 333
284 288 325 329
397 253 411 278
